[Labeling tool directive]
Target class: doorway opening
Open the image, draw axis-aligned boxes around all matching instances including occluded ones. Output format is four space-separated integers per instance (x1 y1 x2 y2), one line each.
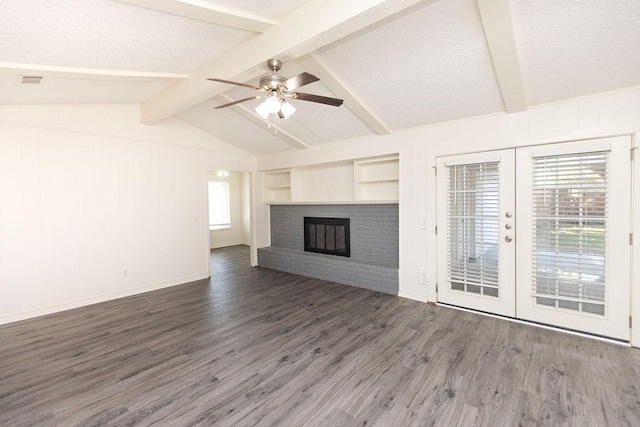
207 170 253 272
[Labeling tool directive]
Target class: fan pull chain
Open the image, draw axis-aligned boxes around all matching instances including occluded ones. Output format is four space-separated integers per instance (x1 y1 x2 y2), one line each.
266 114 278 134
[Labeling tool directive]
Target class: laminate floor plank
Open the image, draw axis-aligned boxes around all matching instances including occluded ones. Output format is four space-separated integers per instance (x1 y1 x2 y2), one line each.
1 245 640 426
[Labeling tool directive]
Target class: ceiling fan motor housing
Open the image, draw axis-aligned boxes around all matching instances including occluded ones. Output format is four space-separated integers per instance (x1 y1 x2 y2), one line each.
266 58 282 72
260 75 287 91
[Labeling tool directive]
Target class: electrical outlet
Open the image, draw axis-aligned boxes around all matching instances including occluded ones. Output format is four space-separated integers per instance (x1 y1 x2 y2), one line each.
418 268 428 284
123 270 128 279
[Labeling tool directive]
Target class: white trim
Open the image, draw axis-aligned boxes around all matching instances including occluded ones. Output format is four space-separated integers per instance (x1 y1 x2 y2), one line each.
0 62 188 82
443 154 503 166
0 273 209 326
204 167 212 279
398 290 428 303
528 142 612 158
437 303 630 347
435 134 633 160
632 136 640 348
210 240 245 249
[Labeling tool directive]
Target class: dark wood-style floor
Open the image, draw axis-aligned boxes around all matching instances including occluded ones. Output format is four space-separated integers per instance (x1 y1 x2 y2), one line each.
1 245 640 426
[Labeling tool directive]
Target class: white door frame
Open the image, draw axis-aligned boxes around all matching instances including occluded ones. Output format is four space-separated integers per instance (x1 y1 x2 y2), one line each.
435 136 633 341
632 136 640 346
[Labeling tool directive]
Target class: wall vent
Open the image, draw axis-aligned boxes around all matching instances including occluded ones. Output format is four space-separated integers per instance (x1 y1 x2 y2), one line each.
20 76 43 85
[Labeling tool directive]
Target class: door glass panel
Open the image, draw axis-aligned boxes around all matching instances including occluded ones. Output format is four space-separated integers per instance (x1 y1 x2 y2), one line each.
447 162 500 298
532 152 607 316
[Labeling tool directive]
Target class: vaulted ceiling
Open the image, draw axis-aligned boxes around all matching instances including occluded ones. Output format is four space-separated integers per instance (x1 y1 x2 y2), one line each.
2 0 639 155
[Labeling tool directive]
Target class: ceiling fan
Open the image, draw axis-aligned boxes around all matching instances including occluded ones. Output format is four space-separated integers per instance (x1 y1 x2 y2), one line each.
208 59 343 120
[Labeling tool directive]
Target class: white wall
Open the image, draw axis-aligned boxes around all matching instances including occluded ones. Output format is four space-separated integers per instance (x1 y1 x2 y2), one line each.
208 170 249 248
0 104 255 324
255 85 640 346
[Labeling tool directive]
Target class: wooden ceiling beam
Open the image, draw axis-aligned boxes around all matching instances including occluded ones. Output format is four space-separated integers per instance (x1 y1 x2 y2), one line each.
141 0 427 124
477 0 527 113
114 0 275 33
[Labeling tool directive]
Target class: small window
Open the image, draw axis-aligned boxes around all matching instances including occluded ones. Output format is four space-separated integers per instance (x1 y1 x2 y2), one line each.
208 181 230 230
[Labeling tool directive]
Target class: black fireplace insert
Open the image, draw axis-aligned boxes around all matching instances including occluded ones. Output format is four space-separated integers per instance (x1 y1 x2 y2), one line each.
304 217 350 257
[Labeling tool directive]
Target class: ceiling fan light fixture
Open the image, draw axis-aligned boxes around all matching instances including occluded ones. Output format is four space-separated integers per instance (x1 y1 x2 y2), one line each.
255 100 271 119
256 93 290 119
280 101 296 119
264 95 282 114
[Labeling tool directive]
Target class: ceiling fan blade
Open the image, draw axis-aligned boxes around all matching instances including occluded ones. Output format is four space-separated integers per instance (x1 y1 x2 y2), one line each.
292 92 344 107
284 72 319 91
214 96 259 109
207 78 261 91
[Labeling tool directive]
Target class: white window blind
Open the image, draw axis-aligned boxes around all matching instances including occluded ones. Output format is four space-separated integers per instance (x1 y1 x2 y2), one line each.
208 181 231 229
532 152 608 316
447 162 500 298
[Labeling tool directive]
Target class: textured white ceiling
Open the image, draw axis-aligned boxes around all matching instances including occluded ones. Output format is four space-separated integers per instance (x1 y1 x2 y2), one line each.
202 0 310 20
4 0 640 155
317 0 505 130
0 0 252 73
0 75 173 105
512 0 640 105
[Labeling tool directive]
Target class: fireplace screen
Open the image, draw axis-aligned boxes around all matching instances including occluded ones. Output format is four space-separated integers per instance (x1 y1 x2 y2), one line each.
304 217 350 257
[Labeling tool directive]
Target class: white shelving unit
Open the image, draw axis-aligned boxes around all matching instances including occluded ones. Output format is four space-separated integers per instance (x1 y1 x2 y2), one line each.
263 155 399 204
354 155 399 201
264 170 291 202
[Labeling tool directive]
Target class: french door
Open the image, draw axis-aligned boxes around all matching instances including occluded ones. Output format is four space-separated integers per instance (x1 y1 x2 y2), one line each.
437 136 632 340
436 149 516 317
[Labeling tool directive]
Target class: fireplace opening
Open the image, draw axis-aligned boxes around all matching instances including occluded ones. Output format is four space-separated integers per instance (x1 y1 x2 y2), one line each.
304 217 350 257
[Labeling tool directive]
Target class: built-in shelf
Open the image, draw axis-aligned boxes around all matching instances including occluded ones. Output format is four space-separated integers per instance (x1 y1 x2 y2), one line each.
264 170 291 202
263 154 399 204
354 155 399 201
355 178 399 184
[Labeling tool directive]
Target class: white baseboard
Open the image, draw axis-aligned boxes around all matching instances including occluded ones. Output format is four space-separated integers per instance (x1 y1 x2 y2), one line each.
398 290 429 303
210 240 244 249
0 273 209 326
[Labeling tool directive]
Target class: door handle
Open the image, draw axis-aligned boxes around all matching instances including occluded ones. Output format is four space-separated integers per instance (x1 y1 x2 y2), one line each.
505 236 513 242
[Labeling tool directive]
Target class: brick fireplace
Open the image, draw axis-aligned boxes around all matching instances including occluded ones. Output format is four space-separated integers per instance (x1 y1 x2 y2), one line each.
257 204 399 294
